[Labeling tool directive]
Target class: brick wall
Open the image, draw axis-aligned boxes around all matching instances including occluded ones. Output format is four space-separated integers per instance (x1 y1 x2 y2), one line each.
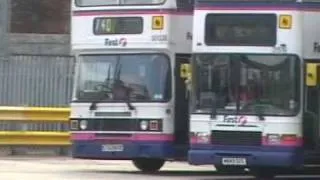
11 0 70 34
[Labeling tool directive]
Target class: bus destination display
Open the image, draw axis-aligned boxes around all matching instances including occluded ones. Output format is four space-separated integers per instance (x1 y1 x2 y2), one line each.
205 14 277 46
93 17 143 35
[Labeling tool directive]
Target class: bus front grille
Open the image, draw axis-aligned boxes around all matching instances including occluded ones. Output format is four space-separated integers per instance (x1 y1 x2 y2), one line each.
211 130 262 146
70 118 162 132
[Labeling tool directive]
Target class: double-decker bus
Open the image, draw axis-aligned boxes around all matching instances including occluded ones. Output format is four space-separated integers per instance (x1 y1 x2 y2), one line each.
69 0 194 172
187 0 320 178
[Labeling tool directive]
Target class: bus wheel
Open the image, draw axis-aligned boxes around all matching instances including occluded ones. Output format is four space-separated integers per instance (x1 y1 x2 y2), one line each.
251 168 276 179
132 158 165 173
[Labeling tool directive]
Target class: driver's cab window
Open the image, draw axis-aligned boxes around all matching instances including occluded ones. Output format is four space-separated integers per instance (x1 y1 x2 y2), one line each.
113 57 150 100
238 68 262 106
237 55 298 114
197 55 231 110
76 54 171 102
194 54 300 115
81 61 114 91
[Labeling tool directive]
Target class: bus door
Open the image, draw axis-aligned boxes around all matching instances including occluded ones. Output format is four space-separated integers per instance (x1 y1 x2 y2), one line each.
174 54 191 158
305 62 320 152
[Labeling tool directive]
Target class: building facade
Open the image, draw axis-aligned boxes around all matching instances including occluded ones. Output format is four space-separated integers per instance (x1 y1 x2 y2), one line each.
10 0 70 55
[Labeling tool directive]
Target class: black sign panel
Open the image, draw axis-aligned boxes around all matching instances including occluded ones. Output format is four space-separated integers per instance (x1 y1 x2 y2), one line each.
198 0 294 2
93 17 143 35
205 14 277 46
76 0 164 6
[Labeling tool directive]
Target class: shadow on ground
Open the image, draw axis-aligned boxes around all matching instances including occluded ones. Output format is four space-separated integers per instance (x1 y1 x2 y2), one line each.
67 169 320 180
70 169 256 179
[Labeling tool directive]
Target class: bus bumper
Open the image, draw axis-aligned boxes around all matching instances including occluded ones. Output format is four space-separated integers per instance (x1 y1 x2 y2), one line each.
188 145 303 168
71 140 175 160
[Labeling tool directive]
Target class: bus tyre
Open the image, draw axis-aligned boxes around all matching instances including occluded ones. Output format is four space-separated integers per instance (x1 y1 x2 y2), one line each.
132 158 165 173
251 168 275 179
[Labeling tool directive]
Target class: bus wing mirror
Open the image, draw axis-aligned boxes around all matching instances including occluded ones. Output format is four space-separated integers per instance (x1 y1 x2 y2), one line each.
306 63 319 87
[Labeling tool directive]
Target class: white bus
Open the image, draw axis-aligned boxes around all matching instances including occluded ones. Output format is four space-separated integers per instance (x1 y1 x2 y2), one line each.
69 0 194 172
187 0 320 178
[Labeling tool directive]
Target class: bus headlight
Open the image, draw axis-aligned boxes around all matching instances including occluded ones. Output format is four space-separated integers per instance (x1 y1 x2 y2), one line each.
79 120 88 130
196 132 210 144
70 120 78 130
266 134 281 144
140 120 148 130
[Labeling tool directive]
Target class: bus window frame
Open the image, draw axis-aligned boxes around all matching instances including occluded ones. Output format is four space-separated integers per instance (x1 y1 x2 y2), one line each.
74 0 167 7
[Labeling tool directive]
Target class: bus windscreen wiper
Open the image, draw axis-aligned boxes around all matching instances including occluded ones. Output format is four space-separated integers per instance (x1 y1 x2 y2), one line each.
89 65 113 111
253 100 266 121
115 63 135 111
88 61 135 111
210 93 217 119
125 87 135 110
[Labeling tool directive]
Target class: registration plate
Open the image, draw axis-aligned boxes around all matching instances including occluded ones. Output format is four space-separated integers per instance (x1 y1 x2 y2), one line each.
222 157 247 166
101 144 124 152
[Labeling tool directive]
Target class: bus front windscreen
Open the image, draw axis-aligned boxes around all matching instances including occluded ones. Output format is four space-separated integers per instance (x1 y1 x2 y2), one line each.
192 54 300 116
76 0 165 6
75 54 171 102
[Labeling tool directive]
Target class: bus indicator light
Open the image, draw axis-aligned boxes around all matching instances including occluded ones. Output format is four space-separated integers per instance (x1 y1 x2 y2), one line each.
306 63 318 87
279 15 292 29
180 63 191 79
152 16 164 30
149 120 159 131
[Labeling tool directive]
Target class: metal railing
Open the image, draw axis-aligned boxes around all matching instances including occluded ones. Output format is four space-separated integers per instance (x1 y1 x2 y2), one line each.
0 106 70 155
0 54 74 107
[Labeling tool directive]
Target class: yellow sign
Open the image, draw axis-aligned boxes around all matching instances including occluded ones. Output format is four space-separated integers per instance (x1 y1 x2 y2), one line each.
152 16 164 30
306 63 318 87
279 15 292 29
180 63 191 78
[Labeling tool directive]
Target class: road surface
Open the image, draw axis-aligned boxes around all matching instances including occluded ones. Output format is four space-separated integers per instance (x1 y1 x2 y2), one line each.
1 157 320 179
